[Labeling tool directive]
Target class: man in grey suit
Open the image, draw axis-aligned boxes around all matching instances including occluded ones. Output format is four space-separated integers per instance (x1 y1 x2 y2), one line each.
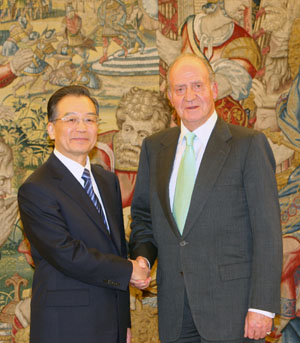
129 54 282 343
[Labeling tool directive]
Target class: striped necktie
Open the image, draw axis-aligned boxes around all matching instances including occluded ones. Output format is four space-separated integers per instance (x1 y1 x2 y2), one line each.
173 131 196 234
82 168 110 232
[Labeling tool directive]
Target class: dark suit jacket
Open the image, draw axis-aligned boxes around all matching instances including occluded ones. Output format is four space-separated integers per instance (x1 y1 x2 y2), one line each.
18 153 132 343
130 118 283 342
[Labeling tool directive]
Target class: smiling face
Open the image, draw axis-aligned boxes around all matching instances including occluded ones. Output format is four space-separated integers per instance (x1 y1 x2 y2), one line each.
47 95 98 166
168 55 218 131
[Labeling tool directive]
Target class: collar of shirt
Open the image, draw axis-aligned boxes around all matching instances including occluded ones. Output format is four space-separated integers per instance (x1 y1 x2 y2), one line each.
178 110 218 152
53 149 108 222
54 148 90 187
169 111 218 210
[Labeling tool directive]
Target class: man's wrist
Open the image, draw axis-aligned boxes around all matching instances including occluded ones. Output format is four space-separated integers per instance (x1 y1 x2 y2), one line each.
248 308 275 318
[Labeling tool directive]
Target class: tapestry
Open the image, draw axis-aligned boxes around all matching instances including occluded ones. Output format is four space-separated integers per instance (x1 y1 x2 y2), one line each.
0 0 299 342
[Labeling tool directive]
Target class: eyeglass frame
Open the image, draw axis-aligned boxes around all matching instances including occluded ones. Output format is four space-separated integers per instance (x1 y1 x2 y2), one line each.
50 112 100 126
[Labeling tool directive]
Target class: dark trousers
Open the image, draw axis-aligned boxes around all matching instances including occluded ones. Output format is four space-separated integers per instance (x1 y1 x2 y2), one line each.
163 290 265 343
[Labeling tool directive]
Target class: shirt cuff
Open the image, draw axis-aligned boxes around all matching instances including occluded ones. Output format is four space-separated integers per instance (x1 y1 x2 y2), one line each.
248 308 275 318
143 257 151 269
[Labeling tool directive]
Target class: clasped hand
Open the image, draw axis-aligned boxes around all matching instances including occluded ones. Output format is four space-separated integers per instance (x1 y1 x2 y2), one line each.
129 256 151 289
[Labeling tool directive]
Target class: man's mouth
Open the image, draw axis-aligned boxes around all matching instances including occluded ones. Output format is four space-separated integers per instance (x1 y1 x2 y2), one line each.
185 106 199 110
72 137 89 141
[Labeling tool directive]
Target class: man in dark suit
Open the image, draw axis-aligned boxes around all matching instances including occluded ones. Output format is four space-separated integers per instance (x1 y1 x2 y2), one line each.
129 54 282 343
18 85 149 343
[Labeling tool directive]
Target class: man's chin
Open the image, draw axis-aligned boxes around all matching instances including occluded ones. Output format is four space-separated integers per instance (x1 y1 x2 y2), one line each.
115 153 139 170
114 145 140 170
115 159 139 171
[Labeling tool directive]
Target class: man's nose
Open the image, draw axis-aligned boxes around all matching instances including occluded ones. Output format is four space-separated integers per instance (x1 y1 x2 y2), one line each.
75 119 88 130
129 132 139 146
184 86 195 101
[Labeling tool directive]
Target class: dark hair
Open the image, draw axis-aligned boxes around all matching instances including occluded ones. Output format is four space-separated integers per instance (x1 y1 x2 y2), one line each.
47 85 99 122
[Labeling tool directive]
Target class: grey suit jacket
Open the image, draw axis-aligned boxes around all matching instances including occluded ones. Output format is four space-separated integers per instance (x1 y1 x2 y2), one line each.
130 118 282 342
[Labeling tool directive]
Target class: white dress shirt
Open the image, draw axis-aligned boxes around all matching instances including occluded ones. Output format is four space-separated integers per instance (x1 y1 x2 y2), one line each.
169 111 217 210
168 112 274 319
54 149 110 230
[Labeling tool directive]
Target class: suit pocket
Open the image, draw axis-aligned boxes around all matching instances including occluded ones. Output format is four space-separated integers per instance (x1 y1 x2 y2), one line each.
219 261 251 281
45 289 90 307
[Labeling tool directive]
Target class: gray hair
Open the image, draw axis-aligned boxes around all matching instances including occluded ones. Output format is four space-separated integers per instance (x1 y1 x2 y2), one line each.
167 53 215 90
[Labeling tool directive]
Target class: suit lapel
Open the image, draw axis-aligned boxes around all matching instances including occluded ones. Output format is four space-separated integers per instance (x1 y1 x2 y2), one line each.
47 154 111 240
182 118 232 237
157 127 182 238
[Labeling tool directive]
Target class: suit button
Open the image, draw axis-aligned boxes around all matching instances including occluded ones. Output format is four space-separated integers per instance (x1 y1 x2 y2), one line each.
180 240 189 247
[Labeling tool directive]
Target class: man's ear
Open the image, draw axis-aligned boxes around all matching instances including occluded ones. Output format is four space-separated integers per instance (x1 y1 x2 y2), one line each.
212 81 218 101
47 122 55 140
167 89 173 105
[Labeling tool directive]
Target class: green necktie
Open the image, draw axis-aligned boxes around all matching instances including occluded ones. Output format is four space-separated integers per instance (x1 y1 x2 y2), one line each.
173 131 196 234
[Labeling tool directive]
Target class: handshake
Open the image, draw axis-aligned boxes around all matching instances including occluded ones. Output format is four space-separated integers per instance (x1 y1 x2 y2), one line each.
129 256 151 289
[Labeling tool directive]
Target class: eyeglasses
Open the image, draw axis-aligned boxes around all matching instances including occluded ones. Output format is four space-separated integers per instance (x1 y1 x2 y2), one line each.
52 115 100 126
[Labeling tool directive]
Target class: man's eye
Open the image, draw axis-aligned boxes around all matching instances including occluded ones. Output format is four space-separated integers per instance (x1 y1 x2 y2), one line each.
66 118 77 123
176 88 185 95
85 118 95 123
139 132 147 139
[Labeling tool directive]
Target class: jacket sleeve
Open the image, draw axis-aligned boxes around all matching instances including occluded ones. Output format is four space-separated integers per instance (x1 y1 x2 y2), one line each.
243 132 283 313
129 139 158 267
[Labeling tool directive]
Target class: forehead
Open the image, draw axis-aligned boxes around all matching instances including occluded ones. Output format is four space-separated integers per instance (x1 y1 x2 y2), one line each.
169 58 210 86
56 95 97 114
122 116 154 131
